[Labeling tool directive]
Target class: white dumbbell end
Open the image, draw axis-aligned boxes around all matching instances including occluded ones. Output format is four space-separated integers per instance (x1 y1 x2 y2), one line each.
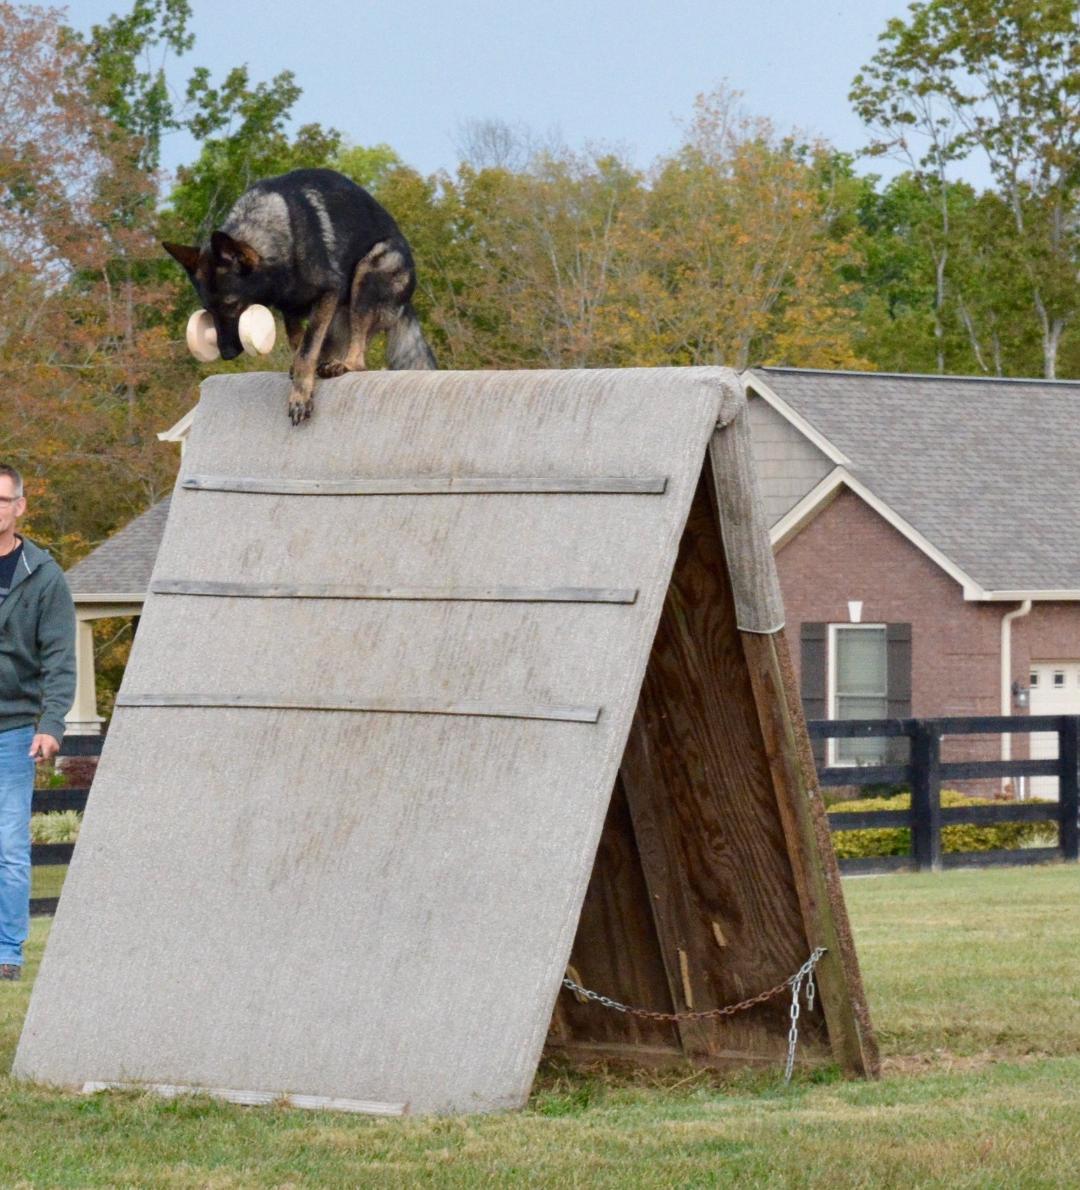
239 304 276 355
186 309 220 362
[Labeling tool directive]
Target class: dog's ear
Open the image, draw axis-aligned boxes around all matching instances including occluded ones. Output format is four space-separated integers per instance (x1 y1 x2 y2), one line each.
162 241 201 274
210 231 261 273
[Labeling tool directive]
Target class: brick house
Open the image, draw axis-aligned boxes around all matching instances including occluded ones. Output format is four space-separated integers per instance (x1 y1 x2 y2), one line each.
746 367 1080 796
66 369 1080 795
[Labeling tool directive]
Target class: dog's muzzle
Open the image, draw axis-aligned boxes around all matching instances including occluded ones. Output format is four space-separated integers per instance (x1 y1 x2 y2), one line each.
186 306 276 362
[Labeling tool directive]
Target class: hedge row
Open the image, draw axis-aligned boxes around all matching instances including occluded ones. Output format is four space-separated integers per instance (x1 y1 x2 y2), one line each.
827 791 1056 858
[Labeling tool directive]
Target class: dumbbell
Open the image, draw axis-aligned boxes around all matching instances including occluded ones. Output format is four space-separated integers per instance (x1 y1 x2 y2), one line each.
185 305 276 362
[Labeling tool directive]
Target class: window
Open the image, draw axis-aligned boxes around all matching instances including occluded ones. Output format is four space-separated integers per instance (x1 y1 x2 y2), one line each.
1054 671 1066 689
830 625 888 765
1030 671 1040 688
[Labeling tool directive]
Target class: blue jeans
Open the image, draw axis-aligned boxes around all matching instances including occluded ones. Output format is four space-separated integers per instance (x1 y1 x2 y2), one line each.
0 725 35 967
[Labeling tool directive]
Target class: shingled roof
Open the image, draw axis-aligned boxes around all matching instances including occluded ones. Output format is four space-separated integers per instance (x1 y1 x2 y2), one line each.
749 368 1080 596
65 496 171 597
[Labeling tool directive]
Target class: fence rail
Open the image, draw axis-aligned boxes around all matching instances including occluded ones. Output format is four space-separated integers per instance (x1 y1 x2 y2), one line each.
811 715 1080 873
29 734 100 915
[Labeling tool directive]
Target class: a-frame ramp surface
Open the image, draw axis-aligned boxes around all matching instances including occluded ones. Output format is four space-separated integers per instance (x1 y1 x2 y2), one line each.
16 367 876 1114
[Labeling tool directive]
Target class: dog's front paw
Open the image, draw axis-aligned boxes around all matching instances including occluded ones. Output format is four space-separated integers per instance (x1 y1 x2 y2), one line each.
316 359 349 379
288 392 313 425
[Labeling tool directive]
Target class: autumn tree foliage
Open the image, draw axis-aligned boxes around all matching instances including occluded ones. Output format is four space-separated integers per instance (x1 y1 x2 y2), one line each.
635 92 867 370
366 90 869 373
0 3 192 560
0 2 316 561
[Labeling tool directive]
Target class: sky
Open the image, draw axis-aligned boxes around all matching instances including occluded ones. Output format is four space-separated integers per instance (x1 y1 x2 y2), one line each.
69 0 963 186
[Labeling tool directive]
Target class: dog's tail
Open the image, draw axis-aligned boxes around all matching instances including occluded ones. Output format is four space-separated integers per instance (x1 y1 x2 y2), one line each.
386 303 438 370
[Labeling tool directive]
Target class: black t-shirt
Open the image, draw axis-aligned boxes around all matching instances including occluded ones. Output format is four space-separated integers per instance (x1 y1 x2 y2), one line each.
0 541 23 600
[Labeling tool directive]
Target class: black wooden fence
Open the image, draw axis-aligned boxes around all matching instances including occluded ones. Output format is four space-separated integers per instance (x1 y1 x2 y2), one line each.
26 718 1080 914
29 733 101 916
811 715 1080 874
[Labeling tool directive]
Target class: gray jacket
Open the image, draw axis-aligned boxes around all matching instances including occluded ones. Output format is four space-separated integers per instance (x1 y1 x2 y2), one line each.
0 538 76 742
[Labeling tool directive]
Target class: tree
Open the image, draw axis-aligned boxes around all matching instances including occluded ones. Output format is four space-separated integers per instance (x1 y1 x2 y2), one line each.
82 0 194 174
640 89 868 370
164 68 340 241
0 3 192 561
449 150 644 368
852 173 972 374
366 147 649 371
390 91 869 374
852 0 1080 377
333 142 404 191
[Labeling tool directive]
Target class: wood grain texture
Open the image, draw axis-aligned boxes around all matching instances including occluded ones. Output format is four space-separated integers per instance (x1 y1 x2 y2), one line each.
619 471 829 1064
710 411 878 1075
547 777 681 1056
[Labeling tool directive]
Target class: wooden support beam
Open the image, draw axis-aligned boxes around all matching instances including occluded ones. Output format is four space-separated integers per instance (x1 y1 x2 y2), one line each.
738 629 880 1077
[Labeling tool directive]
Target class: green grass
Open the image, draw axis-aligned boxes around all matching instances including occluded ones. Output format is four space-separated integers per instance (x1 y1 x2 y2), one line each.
1 865 1078 1187
30 865 67 902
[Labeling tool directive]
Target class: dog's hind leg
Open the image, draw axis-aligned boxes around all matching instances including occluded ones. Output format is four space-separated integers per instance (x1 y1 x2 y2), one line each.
317 241 413 377
316 256 376 377
343 245 391 371
288 290 338 424
316 306 351 377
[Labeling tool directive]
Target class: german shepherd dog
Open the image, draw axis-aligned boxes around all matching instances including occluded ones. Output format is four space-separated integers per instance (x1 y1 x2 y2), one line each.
163 168 437 424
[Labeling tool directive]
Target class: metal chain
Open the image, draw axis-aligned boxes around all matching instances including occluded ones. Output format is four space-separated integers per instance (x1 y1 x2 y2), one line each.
562 947 827 1083
784 947 824 1081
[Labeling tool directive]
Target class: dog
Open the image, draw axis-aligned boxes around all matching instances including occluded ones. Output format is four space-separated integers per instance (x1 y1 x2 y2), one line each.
163 168 437 424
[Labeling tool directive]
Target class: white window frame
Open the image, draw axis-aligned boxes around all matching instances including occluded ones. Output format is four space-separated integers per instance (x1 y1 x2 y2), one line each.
828 623 888 767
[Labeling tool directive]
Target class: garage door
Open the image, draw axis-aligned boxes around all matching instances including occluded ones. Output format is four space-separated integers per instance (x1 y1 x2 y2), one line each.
1028 662 1080 799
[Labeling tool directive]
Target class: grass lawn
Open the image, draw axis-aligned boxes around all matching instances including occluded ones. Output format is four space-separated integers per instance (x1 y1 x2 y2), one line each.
2 865 1078 1187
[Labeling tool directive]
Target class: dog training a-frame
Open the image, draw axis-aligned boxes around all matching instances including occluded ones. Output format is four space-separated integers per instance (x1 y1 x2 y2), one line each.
16 367 876 1114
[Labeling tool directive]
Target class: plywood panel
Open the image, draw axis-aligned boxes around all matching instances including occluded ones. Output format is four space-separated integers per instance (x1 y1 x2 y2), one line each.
16 367 735 1114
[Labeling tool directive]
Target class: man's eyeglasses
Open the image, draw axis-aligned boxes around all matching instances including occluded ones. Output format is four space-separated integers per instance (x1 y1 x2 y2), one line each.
0 496 22 506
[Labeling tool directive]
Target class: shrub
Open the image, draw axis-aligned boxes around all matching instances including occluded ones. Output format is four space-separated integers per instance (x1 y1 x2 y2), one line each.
32 761 67 791
30 810 82 844
828 791 1055 859
57 756 98 789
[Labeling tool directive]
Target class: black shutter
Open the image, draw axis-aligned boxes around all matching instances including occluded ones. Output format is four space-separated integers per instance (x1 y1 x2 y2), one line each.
800 622 827 766
886 623 913 765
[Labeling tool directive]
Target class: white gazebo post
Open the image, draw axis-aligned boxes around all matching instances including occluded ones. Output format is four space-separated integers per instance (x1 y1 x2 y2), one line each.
65 612 105 737
65 600 145 736
60 408 190 735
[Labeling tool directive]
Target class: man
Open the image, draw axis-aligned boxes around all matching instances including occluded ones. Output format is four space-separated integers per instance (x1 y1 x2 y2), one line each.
0 465 75 981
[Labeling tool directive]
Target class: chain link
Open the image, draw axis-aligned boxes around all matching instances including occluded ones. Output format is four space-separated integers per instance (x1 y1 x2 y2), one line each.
562 947 827 1084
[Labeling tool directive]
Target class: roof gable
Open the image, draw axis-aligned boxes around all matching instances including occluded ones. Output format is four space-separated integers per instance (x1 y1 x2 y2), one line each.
746 368 1080 597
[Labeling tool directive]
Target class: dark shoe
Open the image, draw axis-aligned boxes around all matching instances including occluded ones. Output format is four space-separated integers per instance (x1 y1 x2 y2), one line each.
0 964 21 981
